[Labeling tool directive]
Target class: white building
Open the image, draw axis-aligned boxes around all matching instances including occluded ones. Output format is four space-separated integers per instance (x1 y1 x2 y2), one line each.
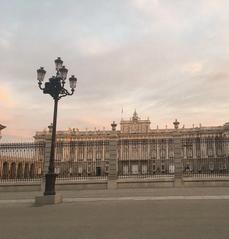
34 111 229 176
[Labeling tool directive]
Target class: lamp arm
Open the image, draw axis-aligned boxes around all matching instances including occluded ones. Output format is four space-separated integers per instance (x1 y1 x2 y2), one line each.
58 88 74 100
38 82 45 90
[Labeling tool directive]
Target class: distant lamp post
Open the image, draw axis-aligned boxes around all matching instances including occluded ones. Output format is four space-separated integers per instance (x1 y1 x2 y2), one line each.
37 57 77 196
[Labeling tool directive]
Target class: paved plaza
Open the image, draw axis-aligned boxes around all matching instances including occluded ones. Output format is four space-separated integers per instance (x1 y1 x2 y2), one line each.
1 187 229 201
0 188 229 239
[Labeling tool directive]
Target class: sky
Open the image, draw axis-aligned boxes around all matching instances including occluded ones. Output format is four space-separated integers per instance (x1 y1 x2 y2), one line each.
1 0 229 141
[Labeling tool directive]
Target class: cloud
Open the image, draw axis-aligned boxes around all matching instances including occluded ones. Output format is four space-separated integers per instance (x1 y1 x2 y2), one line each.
132 0 159 11
0 37 10 49
182 63 203 74
0 0 229 138
200 0 228 16
0 86 15 107
77 36 115 56
0 29 14 49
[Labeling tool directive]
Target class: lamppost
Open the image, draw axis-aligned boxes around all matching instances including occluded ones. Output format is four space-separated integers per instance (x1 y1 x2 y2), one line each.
37 57 77 196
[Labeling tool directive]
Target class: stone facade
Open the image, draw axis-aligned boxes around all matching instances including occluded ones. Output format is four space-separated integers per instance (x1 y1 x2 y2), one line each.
0 124 6 140
34 111 229 177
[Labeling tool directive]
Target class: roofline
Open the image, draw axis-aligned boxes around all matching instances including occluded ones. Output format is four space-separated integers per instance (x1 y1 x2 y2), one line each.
0 124 6 130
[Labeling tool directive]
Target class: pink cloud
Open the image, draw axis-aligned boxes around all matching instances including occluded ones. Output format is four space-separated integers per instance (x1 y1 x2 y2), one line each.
0 86 15 108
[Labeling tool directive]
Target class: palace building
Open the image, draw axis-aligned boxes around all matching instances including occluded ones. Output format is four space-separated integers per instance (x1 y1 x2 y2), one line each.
34 111 229 177
0 124 43 180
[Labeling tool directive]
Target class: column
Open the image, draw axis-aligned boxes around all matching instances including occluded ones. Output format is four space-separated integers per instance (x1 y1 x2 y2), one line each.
213 137 216 158
42 136 52 191
156 139 160 160
84 143 87 162
75 143 78 162
166 139 169 160
43 138 51 175
108 122 118 189
183 137 187 159
193 138 196 159
147 140 150 160
201 138 206 158
93 143 96 162
225 138 229 157
102 140 105 161
173 132 183 187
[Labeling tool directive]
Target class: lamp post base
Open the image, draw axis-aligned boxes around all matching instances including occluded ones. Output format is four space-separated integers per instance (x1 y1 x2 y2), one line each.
35 194 63 206
35 173 62 206
44 173 57 196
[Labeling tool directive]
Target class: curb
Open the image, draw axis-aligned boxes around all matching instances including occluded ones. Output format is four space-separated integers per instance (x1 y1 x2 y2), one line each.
1 195 229 204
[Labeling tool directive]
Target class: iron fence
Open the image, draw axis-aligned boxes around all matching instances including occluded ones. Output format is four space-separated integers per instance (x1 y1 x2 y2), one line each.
181 138 229 177
118 158 175 178
54 141 109 180
182 157 229 177
1 136 229 182
0 142 45 182
118 139 175 178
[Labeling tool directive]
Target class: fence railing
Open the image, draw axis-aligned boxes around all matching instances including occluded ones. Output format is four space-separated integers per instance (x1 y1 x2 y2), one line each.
118 158 175 178
181 138 229 177
54 142 109 180
117 138 175 178
182 157 229 177
54 161 109 180
0 142 45 182
1 137 229 183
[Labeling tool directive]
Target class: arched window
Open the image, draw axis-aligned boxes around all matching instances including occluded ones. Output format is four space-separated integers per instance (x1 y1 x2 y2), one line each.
207 138 213 157
24 163 29 178
17 163 23 179
10 162 16 179
196 138 201 158
29 164 35 178
215 136 222 157
2 162 9 179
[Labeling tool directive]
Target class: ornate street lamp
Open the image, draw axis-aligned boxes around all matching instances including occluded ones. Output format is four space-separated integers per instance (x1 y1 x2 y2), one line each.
37 57 77 196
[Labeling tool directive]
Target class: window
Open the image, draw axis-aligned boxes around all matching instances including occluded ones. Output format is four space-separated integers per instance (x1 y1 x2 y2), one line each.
209 162 214 171
131 165 138 174
141 165 147 174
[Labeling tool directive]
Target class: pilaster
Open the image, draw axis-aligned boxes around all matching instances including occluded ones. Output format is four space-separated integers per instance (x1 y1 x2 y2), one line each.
193 138 197 159
108 122 118 189
41 136 52 192
173 131 184 187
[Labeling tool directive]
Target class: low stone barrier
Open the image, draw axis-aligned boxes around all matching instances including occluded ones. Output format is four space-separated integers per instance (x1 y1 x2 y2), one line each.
1 177 229 192
117 177 174 189
182 176 229 187
55 179 107 191
0 181 41 192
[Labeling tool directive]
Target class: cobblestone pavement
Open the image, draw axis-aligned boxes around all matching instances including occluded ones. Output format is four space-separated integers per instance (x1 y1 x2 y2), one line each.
1 188 229 239
1 187 229 201
1 198 229 239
